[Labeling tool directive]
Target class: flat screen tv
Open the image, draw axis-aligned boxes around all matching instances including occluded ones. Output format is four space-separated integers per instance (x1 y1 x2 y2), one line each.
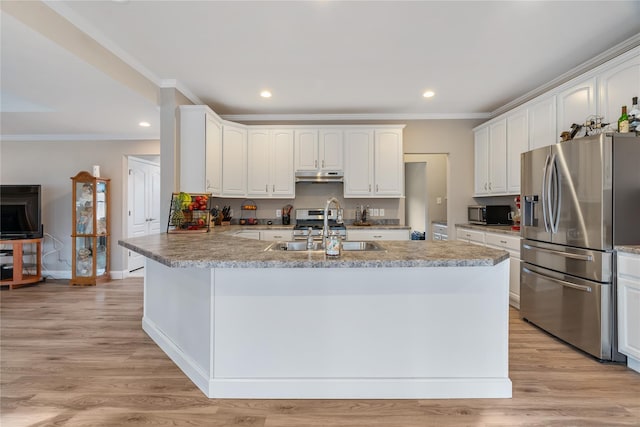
0 185 43 240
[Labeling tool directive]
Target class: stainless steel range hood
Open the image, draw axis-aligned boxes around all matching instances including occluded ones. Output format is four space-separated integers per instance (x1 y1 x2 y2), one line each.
295 170 344 183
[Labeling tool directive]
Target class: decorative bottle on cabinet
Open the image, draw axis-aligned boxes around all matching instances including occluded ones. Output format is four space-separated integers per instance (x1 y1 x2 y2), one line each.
70 171 110 286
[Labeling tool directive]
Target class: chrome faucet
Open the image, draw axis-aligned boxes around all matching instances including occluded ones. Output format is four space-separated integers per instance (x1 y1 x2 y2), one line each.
306 227 314 250
323 197 343 248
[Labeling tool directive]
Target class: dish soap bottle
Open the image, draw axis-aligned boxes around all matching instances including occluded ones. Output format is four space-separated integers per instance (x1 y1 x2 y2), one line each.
325 230 341 257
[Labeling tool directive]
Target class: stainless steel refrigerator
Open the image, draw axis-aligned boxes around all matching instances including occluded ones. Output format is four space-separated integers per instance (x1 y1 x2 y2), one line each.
520 132 640 362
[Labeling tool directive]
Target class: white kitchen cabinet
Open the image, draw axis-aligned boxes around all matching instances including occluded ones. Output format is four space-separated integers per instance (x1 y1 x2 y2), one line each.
431 223 448 241
221 124 247 197
598 52 640 128
506 109 528 194
179 105 223 195
556 76 596 139
294 128 343 172
347 228 410 241
474 119 507 195
485 232 521 308
343 127 404 198
247 129 294 198
474 126 490 195
528 95 557 150
260 230 294 241
617 251 640 373
456 228 485 246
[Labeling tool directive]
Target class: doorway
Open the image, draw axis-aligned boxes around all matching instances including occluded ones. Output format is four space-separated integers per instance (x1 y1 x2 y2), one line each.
126 156 161 273
404 154 448 240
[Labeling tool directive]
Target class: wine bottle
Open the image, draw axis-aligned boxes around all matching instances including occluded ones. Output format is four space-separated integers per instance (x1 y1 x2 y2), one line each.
629 97 640 133
618 105 629 133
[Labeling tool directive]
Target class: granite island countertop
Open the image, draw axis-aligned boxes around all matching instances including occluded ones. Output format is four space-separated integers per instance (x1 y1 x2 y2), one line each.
119 227 508 269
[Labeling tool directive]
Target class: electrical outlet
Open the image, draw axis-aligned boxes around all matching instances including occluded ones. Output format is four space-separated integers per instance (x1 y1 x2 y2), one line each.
379 208 385 216
372 208 379 217
276 210 281 218
436 197 442 205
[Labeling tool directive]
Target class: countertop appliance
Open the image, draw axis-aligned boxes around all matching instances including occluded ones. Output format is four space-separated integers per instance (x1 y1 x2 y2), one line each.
293 208 346 240
520 132 640 362
468 205 512 225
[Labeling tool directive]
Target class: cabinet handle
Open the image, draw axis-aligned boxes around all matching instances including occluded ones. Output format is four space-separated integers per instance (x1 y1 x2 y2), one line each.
322 160 325 168
500 240 507 244
369 184 372 192
272 184 275 192
489 182 492 190
484 183 487 190
315 160 318 168
376 184 379 192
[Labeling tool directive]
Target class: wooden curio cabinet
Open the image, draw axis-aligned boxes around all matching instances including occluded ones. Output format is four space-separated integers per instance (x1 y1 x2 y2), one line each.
70 171 110 286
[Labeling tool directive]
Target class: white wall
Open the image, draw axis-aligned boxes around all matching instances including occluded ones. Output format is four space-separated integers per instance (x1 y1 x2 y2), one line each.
0 139 160 278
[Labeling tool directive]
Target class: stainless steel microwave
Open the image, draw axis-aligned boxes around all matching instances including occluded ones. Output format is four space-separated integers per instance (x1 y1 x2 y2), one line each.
468 205 512 225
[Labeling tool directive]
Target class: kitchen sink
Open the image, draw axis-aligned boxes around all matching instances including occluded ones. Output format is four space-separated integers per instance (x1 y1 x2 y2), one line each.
264 241 385 252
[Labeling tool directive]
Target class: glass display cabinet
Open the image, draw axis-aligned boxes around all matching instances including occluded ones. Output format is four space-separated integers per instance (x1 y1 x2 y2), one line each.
70 171 110 286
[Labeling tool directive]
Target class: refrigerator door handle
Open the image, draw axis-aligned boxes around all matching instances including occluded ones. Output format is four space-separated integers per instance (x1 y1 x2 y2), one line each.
542 154 551 232
522 267 592 293
522 243 594 261
550 154 561 233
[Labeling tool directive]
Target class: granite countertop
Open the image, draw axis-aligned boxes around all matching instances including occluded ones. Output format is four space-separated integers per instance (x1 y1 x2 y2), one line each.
431 220 447 226
119 227 508 269
616 245 640 255
456 223 521 237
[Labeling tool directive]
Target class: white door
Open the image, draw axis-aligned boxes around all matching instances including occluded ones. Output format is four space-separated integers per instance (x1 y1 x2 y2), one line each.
127 157 161 272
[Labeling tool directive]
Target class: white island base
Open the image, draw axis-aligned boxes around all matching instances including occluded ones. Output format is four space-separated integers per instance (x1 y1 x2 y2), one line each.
143 259 511 399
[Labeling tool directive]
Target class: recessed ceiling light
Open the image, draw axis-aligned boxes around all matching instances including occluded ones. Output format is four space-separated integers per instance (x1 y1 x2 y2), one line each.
423 91 435 98
139 121 151 127
260 90 272 98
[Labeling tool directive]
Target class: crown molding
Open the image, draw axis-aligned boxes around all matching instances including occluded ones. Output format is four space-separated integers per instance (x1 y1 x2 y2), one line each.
1 133 160 142
220 112 491 122
160 80 204 105
491 33 640 118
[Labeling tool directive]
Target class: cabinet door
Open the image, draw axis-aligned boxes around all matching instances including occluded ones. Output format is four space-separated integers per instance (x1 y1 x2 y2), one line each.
617 253 640 362
456 228 485 245
488 120 507 194
270 129 295 197
528 96 556 150
247 129 270 197
506 109 528 194
179 107 206 193
474 127 489 195
347 229 409 241
222 125 247 197
598 53 640 127
556 76 596 137
205 115 222 196
374 129 404 197
344 129 374 197
319 129 343 171
294 130 319 171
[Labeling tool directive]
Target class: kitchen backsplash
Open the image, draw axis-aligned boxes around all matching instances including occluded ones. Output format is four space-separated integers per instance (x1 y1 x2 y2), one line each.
210 182 401 225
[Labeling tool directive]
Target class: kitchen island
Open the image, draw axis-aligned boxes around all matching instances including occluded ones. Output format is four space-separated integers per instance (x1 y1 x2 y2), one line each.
119 229 511 399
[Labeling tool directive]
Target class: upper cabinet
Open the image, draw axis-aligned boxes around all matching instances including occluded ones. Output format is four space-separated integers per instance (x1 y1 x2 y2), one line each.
294 129 343 172
598 53 640 127
528 95 556 150
474 119 507 196
247 129 295 198
506 109 528 194
344 127 404 198
221 124 247 197
556 76 596 138
179 105 223 194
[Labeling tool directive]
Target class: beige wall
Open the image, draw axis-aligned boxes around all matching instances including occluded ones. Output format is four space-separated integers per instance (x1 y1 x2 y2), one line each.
0 139 160 278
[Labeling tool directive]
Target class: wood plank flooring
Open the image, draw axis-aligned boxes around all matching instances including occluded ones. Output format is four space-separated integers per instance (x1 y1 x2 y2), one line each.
2 278 639 426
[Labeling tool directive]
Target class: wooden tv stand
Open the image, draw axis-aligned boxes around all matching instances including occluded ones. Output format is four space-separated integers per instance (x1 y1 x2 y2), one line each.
0 238 43 289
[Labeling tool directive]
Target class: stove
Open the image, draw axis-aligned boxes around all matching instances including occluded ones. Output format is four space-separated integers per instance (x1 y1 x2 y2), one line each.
293 208 346 240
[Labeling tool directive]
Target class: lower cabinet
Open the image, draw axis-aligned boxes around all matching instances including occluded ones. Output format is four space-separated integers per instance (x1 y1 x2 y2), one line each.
431 223 448 241
347 229 410 241
234 230 261 240
617 251 640 373
457 227 521 308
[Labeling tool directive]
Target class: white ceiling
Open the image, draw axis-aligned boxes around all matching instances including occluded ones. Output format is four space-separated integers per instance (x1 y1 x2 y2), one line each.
2 1 640 141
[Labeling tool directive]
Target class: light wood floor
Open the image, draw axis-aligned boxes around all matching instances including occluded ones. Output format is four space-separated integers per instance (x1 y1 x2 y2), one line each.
2 278 639 427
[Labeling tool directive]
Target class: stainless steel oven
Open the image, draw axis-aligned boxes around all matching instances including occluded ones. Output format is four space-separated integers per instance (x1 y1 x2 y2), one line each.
293 208 346 240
